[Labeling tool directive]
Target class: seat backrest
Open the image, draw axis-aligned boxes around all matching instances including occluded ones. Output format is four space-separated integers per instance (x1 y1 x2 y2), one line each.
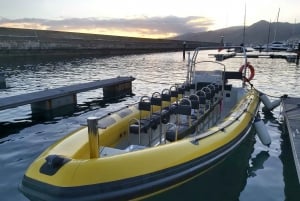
138 96 151 111
175 98 192 115
189 94 199 109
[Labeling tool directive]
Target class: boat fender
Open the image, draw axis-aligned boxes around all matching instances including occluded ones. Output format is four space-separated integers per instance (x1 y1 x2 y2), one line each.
40 155 71 176
239 62 255 81
260 94 281 111
254 117 271 146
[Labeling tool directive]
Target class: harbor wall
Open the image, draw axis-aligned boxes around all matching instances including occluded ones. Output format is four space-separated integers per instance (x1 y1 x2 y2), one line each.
0 28 217 57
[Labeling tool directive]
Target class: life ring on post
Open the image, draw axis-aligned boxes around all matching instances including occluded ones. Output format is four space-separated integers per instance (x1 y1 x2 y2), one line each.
239 62 255 82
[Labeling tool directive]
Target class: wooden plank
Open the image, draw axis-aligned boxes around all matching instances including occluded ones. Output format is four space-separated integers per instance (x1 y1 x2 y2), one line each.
282 97 300 184
0 76 135 110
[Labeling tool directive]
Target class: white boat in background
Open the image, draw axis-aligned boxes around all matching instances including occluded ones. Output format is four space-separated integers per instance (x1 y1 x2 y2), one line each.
262 41 288 51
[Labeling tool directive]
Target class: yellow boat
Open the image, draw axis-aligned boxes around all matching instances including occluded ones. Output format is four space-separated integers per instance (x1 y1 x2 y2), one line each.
20 46 263 200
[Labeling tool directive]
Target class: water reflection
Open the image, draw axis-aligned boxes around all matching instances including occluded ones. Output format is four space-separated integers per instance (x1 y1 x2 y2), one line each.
0 54 106 66
280 122 300 201
248 151 270 177
0 96 130 137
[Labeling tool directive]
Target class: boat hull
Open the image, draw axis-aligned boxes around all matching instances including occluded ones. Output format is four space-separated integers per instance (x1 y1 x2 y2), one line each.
20 89 260 201
20 123 253 201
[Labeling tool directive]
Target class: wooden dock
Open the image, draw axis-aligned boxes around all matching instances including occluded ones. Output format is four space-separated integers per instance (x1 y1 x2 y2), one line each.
0 76 135 112
282 97 300 183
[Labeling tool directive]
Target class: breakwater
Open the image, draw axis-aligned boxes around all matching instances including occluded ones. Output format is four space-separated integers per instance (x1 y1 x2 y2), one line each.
0 27 217 57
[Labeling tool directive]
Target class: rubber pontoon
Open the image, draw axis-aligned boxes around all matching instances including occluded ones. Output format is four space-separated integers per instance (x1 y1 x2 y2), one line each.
20 46 262 201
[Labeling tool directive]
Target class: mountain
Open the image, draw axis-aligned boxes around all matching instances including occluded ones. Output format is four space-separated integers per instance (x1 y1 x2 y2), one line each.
171 20 300 45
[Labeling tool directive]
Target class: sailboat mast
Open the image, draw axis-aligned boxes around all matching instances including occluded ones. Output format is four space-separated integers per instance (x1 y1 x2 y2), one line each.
267 19 271 52
273 8 280 41
242 3 246 45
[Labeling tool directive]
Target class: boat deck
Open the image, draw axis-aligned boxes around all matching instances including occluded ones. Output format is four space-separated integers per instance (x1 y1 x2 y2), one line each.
101 87 243 158
282 97 300 183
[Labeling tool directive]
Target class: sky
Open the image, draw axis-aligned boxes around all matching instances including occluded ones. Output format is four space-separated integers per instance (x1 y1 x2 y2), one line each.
0 0 299 38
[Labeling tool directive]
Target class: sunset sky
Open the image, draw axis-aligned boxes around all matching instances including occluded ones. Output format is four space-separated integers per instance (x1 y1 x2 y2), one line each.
0 0 299 38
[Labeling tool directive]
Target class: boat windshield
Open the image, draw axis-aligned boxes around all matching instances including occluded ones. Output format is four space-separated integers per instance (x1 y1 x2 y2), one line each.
186 46 247 88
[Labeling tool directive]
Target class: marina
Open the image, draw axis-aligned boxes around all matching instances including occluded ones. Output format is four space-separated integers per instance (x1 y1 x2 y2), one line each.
0 50 300 200
1 0 300 200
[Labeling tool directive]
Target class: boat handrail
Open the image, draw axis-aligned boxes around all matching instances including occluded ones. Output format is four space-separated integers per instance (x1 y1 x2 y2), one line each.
128 118 142 145
150 92 163 144
191 95 253 143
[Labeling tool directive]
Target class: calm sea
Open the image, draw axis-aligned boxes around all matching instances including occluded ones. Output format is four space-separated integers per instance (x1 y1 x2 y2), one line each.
0 51 300 201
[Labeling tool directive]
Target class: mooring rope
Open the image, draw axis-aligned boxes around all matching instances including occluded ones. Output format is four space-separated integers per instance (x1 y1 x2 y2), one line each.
245 79 288 99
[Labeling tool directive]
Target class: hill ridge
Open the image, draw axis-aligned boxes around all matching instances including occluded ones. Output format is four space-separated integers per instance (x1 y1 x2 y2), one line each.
171 20 300 45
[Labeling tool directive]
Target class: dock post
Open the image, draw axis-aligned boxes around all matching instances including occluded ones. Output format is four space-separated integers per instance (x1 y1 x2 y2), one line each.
0 72 6 89
296 43 300 65
103 79 133 99
87 117 99 158
31 94 77 113
183 41 186 60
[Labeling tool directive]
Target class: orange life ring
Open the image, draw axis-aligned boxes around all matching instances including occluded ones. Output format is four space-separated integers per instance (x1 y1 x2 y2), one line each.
239 62 255 81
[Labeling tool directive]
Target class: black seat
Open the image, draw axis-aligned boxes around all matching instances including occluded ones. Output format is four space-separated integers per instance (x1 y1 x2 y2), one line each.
166 98 194 141
130 96 152 134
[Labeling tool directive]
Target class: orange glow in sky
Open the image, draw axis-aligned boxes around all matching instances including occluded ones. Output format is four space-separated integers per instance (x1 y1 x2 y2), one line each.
0 0 299 38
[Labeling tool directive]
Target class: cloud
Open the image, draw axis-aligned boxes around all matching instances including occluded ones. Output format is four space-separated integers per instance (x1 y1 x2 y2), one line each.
0 16 213 38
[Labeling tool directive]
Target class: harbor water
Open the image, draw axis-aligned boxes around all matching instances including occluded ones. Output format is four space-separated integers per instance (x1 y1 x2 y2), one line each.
0 51 300 201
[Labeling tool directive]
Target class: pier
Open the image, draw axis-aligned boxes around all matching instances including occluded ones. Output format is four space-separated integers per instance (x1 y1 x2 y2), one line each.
212 52 298 63
282 97 300 183
0 76 135 113
244 53 299 63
